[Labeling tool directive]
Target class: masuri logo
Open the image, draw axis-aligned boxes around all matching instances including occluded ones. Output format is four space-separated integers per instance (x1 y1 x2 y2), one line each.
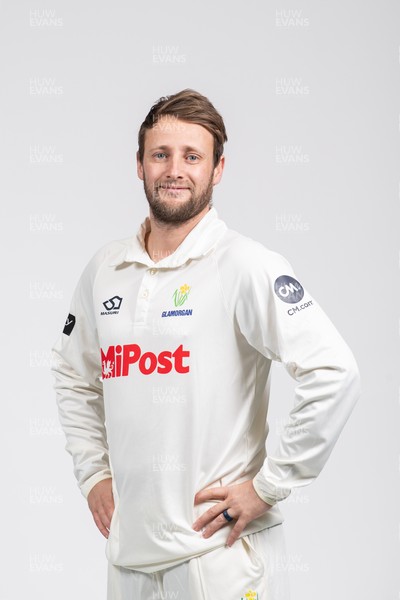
173 284 191 307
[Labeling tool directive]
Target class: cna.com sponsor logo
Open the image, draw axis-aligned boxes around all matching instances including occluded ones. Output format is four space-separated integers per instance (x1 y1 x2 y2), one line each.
273 275 314 317
274 275 304 304
287 300 313 316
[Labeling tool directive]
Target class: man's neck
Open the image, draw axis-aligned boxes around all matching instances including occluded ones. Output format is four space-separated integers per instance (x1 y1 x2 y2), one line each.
145 205 211 263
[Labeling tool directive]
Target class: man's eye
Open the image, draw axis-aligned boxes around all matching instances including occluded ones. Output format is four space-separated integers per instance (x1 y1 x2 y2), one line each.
187 155 199 162
154 152 167 159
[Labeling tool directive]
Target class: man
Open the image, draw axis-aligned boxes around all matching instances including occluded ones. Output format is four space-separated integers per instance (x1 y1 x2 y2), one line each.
52 89 360 599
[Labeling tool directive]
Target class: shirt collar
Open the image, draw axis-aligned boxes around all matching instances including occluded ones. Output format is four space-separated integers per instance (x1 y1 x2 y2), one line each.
109 207 227 268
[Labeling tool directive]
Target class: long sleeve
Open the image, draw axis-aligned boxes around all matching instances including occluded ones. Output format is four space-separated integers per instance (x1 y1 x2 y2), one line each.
51 253 112 499
217 241 361 505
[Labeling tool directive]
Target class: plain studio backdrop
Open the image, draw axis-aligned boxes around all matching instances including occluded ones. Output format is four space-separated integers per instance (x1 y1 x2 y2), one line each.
1 1 399 598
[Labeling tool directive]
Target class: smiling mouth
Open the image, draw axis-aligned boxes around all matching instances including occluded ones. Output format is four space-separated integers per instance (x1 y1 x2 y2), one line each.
157 182 191 190
159 186 188 190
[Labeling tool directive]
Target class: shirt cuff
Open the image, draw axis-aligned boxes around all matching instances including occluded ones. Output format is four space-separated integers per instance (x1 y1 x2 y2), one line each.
80 470 113 499
252 470 290 505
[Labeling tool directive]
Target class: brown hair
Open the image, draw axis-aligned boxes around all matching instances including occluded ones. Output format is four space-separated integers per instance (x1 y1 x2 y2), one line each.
138 89 228 167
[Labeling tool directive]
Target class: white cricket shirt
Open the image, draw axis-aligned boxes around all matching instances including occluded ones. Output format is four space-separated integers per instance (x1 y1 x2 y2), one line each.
52 207 360 573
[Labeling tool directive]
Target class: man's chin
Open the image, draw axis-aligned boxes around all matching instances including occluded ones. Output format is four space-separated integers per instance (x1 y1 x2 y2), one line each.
148 198 211 225
150 206 196 224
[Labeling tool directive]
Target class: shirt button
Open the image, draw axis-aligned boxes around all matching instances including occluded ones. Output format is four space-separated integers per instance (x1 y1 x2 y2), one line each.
142 289 149 299
149 268 157 275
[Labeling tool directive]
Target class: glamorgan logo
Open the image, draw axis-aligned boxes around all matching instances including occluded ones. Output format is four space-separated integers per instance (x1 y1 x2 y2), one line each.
101 295 123 315
161 284 193 318
173 284 191 307
101 343 190 378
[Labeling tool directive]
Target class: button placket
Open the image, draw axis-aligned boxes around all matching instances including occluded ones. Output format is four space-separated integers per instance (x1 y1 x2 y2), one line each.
134 268 158 325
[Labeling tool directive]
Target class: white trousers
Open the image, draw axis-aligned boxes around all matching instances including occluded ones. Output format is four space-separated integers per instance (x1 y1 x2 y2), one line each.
107 524 290 600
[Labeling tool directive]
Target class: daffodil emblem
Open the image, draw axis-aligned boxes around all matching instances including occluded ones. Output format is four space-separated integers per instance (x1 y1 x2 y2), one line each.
241 591 258 600
173 284 191 307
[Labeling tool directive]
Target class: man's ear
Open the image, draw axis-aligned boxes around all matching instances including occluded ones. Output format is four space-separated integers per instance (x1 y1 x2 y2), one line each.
136 151 144 181
212 155 225 186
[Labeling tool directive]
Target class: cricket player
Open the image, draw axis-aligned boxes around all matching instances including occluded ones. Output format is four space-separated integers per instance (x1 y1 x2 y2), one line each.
52 89 361 599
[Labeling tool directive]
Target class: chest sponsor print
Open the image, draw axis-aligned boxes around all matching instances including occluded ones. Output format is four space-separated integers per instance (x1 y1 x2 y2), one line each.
100 343 190 379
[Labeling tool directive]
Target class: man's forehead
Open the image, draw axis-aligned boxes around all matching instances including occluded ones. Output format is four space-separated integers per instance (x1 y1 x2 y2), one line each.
145 117 213 144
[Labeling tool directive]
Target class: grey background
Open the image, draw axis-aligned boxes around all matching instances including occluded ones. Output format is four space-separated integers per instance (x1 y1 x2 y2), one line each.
2 1 399 598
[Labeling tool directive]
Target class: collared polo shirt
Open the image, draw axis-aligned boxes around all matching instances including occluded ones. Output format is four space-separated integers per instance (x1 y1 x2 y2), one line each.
52 207 360 573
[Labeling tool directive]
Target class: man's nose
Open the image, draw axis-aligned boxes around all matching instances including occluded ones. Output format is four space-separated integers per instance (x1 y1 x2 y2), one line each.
165 156 184 179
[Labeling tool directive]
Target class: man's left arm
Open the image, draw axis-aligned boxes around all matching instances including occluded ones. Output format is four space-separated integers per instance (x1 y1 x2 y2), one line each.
193 246 361 545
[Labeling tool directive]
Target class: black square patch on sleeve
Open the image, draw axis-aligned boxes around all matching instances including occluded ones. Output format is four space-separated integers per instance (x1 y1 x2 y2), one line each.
63 313 76 336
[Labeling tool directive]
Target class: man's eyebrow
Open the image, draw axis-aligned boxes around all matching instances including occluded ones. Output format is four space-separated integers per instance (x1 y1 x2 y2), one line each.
148 145 206 155
148 145 169 152
182 145 205 155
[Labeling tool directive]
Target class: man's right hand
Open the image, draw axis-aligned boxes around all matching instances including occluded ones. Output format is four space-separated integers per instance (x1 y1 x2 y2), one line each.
87 478 114 539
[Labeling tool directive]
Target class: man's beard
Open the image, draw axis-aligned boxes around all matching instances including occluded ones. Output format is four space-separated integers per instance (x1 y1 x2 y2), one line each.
142 173 214 225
